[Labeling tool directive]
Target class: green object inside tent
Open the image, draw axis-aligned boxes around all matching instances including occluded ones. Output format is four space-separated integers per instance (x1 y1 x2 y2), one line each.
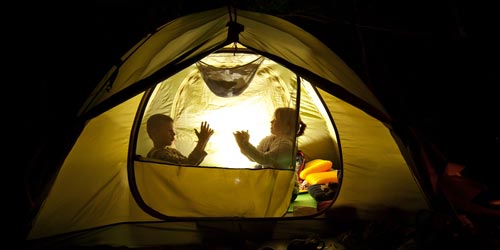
288 193 317 213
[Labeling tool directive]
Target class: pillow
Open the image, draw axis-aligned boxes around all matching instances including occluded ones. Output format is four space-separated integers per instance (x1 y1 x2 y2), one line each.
299 159 332 180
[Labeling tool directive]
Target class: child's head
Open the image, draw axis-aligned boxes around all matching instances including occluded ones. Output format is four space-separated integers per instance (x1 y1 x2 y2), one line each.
271 107 306 137
147 114 175 147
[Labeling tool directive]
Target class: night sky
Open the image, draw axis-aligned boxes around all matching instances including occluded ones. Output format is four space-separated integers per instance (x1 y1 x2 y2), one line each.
15 0 499 244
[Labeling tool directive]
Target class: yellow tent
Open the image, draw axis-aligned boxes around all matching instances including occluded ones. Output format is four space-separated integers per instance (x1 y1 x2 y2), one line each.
26 7 433 248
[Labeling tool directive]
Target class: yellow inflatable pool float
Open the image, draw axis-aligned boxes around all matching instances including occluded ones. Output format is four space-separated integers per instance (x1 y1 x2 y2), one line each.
299 159 333 180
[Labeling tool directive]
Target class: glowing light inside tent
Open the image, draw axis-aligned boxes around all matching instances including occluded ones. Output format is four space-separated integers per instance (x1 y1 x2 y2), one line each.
141 51 294 169
195 102 272 168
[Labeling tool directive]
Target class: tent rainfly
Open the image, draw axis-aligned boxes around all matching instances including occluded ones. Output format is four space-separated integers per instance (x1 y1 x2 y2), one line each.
26 7 438 249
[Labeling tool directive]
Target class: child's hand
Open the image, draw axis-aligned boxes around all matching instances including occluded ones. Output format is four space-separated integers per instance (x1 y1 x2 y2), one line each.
233 130 250 146
195 121 214 143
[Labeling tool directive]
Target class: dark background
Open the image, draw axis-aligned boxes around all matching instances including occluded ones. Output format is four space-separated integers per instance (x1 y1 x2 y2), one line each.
15 0 499 245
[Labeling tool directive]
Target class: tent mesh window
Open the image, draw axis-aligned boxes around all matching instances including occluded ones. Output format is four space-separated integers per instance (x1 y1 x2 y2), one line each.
196 56 264 97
